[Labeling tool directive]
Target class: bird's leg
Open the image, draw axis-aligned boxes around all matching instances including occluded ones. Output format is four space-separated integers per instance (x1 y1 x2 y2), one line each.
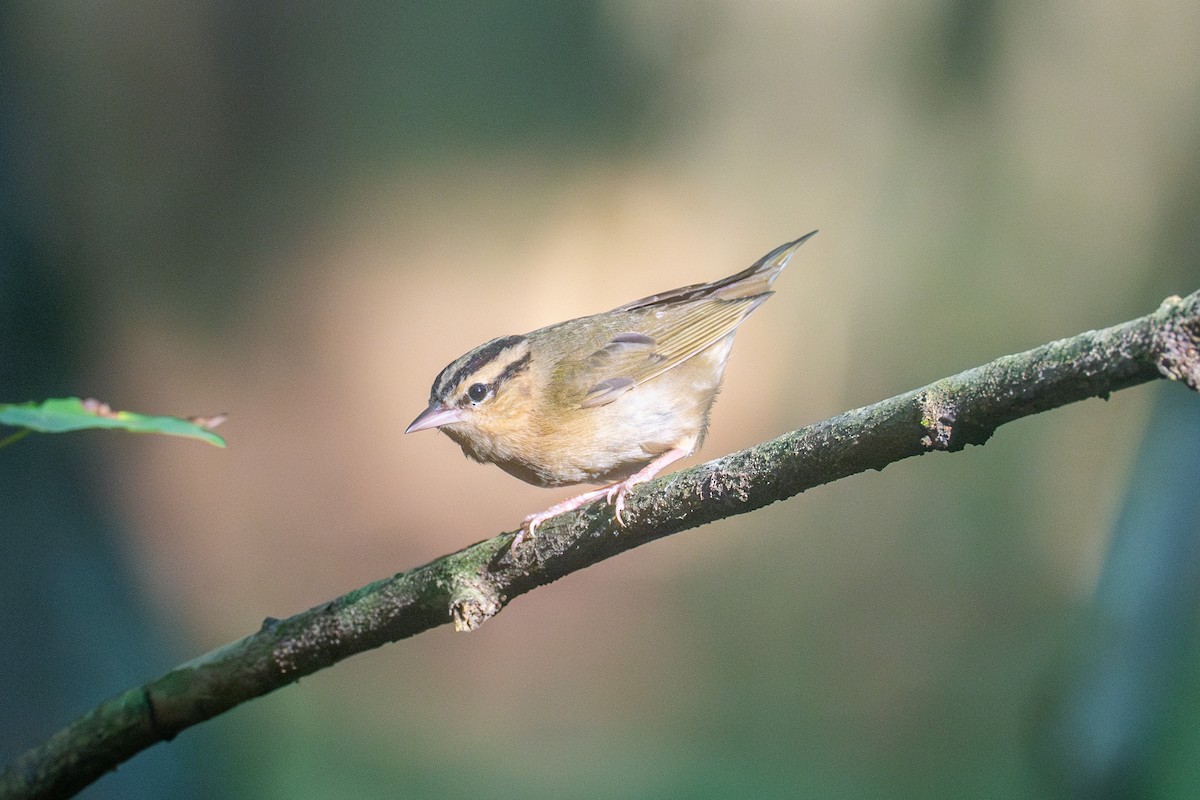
516 485 614 547
603 447 689 525
514 447 689 548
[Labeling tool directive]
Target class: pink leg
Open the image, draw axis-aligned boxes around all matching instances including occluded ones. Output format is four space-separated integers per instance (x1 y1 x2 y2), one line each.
514 447 689 548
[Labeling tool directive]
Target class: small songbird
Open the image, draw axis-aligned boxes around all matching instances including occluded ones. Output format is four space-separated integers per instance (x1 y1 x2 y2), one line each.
407 231 817 545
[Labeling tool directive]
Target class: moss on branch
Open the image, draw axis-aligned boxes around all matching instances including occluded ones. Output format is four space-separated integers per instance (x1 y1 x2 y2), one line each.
3 292 1198 800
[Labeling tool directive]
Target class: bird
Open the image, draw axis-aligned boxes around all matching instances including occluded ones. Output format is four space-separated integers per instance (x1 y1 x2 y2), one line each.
406 231 817 546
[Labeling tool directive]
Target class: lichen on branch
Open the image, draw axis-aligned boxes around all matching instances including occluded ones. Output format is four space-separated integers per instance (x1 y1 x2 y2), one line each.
3 291 1199 800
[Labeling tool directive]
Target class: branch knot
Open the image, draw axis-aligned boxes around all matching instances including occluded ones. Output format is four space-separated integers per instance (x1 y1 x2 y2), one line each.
450 576 504 632
918 391 993 451
1153 298 1200 391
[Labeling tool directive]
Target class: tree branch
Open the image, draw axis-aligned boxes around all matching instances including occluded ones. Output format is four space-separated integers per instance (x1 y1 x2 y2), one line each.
4 292 1199 800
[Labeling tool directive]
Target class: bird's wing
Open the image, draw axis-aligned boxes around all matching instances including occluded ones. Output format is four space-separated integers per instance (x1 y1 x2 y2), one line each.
566 295 769 408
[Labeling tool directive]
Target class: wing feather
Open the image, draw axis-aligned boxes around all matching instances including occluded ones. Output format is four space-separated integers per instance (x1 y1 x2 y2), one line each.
550 233 817 409
566 294 769 408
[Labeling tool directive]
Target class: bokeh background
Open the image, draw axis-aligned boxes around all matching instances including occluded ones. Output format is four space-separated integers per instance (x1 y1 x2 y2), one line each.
3 2 1200 798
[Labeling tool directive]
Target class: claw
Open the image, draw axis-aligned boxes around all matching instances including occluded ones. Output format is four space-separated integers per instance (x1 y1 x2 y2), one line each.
511 487 609 550
607 482 630 526
512 523 531 549
510 447 690 550
513 512 547 548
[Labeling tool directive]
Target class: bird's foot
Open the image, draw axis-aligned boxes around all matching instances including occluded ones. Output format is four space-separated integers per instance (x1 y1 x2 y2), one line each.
512 448 690 549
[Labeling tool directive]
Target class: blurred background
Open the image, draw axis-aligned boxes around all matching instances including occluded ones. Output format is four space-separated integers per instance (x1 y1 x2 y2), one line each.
2 1 1199 798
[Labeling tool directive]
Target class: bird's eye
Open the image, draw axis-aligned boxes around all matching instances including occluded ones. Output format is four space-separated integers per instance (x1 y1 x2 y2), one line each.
467 383 489 403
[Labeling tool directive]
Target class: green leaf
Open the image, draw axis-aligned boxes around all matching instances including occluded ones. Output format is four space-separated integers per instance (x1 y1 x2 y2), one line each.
0 397 227 447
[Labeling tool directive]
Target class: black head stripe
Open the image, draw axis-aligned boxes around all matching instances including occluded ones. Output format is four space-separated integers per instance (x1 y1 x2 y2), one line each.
431 334 527 401
497 351 532 384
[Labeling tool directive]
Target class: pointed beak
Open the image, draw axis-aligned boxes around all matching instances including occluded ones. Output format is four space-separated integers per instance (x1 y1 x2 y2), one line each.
405 403 465 434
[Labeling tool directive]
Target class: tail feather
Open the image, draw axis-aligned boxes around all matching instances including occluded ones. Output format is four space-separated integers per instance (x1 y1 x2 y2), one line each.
614 230 817 311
